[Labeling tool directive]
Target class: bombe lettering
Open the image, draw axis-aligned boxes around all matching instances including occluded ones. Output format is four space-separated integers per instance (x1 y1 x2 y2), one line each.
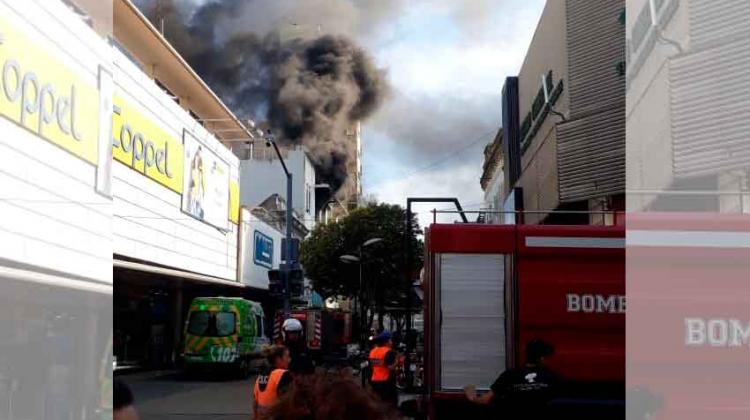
567 294 626 314
685 318 750 348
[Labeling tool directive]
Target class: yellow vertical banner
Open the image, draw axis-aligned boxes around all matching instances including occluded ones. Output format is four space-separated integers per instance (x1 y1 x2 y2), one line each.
229 180 240 224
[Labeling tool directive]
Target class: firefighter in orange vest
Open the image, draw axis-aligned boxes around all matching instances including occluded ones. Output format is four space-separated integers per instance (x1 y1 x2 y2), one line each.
368 331 397 405
253 344 292 418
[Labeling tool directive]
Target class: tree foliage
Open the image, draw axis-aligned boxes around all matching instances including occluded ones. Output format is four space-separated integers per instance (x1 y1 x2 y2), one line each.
300 203 422 309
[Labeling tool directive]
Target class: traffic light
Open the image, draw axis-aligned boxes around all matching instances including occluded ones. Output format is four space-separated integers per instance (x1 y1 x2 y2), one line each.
268 268 304 300
289 268 304 298
268 269 284 297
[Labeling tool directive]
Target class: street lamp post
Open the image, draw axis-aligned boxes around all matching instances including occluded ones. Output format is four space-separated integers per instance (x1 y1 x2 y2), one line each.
266 130 295 317
340 237 383 347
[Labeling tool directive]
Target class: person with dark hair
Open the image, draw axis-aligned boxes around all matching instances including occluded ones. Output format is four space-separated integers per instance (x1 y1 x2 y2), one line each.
114 379 139 420
264 374 398 420
254 344 293 419
464 338 558 419
368 331 398 406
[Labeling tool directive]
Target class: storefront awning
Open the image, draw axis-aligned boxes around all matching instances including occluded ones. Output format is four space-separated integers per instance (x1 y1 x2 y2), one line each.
0 264 112 295
114 259 244 288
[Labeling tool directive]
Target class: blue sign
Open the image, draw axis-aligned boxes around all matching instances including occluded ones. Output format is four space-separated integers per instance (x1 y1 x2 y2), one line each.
253 231 274 269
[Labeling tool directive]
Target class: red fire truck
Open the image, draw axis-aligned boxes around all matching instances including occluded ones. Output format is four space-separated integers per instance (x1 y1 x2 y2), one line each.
273 308 353 357
627 212 750 420
423 222 625 418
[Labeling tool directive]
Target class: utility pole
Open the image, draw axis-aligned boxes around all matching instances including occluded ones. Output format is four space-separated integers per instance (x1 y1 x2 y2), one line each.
266 131 295 317
341 238 383 348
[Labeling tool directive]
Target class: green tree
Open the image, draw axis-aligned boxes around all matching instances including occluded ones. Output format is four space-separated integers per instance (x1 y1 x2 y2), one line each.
300 203 422 332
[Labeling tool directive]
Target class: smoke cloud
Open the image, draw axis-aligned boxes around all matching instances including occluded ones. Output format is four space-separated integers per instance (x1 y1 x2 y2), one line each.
142 0 388 197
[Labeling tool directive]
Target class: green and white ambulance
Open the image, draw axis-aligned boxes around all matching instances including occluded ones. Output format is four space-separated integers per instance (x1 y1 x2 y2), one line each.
183 297 267 375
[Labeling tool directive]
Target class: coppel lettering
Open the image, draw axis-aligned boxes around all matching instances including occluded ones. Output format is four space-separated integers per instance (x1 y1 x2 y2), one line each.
2 58 84 141
112 106 175 178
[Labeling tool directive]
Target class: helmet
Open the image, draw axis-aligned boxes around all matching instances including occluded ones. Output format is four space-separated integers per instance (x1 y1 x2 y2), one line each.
282 318 303 332
282 318 303 343
376 331 392 341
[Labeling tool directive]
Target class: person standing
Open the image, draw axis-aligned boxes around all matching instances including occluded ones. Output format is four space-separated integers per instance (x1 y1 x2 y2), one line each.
368 331 397 406
282 318 315 375
464 339 558 419
254 345 293 419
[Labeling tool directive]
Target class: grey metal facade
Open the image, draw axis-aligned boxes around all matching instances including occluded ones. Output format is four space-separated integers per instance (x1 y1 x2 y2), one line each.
557 0 626 203
670 0 750 179
558 105 625 201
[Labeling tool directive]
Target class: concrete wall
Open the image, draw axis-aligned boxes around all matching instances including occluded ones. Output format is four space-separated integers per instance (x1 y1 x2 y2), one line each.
112 42 240 280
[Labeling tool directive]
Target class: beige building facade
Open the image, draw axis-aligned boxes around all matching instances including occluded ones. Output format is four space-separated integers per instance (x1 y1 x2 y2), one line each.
626 0 750 213
501 0 626 225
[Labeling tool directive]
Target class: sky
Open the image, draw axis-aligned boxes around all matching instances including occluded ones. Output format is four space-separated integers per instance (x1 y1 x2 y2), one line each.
358 1 546 228
138 0 547 230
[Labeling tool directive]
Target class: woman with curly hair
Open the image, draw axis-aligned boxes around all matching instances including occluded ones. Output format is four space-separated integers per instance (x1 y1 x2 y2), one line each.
263 374 398 420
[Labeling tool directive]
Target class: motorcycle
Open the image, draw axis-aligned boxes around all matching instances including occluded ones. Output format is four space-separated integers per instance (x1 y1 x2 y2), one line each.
395 343 425 392
346 344 369 387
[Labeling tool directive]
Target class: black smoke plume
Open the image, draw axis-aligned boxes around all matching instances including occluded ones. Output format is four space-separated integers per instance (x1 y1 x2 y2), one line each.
144 0 387 198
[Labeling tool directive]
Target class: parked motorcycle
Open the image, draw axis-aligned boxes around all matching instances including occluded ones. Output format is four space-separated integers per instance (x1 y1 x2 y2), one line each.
395 343 424 392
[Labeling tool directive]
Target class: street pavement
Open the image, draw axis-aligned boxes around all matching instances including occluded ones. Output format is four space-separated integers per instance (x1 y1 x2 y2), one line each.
120 368 422 419
119 370 255 420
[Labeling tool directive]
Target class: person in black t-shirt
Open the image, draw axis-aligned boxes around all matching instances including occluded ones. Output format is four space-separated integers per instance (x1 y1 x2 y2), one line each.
464 339 557 418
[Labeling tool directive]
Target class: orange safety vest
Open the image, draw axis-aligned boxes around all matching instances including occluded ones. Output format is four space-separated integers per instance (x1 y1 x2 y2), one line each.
254 369 287 410
369 346 392 382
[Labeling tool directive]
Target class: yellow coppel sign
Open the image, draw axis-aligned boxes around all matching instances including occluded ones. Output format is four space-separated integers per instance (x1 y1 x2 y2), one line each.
229 180 240 224
0 15 99 164
112 95 183 193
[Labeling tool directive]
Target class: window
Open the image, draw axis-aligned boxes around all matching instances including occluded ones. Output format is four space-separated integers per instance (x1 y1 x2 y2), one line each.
187 311 236 337
306 185 311 214
255 315 264 337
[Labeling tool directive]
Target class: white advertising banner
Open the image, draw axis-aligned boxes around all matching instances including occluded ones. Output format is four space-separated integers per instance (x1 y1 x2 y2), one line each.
182 130 230 229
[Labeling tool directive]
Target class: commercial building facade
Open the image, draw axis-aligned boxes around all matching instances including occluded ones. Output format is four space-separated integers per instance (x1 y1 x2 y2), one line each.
0 0 113 417
0 0 270 403
626 0 750 213
235 145 318 232
499 0 626 225
480 130 505 224
344 121 363 209
110 0 270 368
